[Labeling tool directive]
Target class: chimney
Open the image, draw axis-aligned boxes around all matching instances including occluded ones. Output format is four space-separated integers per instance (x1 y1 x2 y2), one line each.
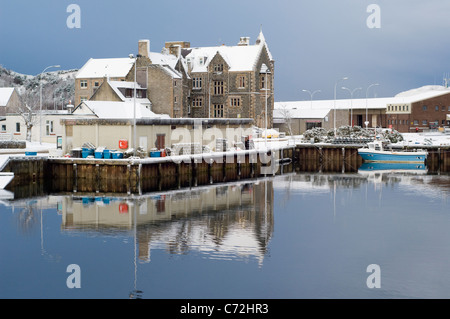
238 37 250 46
138 39 150 58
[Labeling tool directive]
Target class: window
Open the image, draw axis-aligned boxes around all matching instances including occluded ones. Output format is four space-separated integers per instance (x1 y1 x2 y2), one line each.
214 104 224 118
402 105 406 111
406 105 409 111
15 122 20 133
448 106 450 111
192 98 203 108
193 77 202 89
174 80 177 87
80 96 88 102
260 75 266 89
238 76 245 88
214 64 223 72
1 125 6 131
435 105 439 111
94 81 100 87
213 81 224 95
422 120 427 125
230 97 241 107
80 80 87 88
442 106 446 111
413 120 419 125
46 120 54 136
422 105 427 111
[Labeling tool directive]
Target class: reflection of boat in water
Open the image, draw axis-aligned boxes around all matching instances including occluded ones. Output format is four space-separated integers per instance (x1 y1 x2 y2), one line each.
358 140 427 163
358 162 428 175
0 172 14 189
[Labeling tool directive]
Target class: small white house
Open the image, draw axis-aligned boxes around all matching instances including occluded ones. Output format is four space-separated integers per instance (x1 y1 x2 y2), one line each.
4 110 75 144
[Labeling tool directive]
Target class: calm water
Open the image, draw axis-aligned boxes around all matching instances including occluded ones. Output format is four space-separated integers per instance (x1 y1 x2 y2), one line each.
1 168 450 299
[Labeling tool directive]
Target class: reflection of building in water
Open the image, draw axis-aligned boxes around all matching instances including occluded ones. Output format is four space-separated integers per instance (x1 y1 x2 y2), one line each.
59 180 274 265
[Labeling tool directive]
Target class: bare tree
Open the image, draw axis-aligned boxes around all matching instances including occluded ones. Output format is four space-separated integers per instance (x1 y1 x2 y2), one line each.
18 90 40 142
277 103 293 136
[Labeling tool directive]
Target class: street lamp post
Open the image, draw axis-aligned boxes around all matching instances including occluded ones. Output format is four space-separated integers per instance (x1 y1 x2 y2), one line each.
39 65 60 144
260 64 271 150
302 89 321 109
334 77 348 136
365 83 379 129
130 54 137 156
341 87 362 127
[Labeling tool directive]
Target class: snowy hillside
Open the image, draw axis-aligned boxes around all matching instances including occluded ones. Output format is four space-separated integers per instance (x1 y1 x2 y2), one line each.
0 65 77 110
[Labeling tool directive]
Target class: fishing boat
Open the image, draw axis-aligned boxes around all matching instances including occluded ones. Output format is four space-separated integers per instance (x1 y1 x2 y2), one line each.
358 140 427 163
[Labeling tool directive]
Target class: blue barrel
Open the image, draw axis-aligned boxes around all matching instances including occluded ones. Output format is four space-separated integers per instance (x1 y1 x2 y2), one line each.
112 151 123 159
94 150 103 159
150 151 161 157
103 149 111 159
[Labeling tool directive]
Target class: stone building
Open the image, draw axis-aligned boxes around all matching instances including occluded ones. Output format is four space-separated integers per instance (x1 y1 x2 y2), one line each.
182 31 274 128
74 31 274 127
74 58 135 106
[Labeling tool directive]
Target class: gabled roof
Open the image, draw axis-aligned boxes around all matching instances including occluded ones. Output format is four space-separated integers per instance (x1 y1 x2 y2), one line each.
0 88 15 106
76 58 135 79
185 31 273 73
107 81 151 105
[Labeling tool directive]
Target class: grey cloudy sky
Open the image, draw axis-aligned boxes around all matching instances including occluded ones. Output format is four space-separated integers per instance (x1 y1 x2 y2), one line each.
1 0 449 101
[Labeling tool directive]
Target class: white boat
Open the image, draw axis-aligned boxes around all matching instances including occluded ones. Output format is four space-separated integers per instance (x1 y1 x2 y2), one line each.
358 140 427 163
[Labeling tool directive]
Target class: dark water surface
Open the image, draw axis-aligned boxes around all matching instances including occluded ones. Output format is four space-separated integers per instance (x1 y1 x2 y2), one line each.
1 168 450 299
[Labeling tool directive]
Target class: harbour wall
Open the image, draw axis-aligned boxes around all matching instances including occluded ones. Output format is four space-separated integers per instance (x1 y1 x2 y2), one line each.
2 144 449 195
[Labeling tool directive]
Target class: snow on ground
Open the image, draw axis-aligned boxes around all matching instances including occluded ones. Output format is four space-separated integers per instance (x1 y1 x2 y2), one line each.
0 141 56 155
394 132 450 146
252 132 450 150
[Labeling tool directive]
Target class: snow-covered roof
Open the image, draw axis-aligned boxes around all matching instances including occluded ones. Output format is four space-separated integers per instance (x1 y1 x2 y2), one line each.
107 81 151 105
273 105 331 119
274 85 450 118
394 85 450 103
76 101 170 119
0 88 15 106
76 58 134 79
149 52 178 69
185 32 272 73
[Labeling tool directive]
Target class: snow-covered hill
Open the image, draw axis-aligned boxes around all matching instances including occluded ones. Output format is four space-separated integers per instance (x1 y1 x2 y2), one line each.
0 65 77 109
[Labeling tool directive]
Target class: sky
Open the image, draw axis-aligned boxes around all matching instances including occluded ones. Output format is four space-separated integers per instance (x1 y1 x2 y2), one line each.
1 0 450 102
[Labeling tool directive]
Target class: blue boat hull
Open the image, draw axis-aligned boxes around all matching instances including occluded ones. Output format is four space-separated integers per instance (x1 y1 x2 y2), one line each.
359 162 427 171
358 150 427 163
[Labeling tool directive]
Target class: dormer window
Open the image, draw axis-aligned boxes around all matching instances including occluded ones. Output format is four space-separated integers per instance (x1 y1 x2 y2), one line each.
214 64 223 72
